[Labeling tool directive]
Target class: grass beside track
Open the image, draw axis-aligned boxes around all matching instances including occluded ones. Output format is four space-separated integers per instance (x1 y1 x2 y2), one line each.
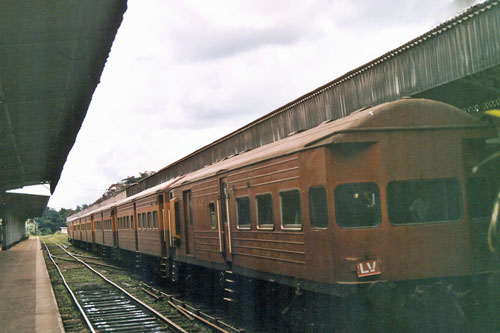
41 234 210 333
40 233 89 332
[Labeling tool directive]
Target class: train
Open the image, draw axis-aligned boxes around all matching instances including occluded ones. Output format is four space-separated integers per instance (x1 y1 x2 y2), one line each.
67 98 500 329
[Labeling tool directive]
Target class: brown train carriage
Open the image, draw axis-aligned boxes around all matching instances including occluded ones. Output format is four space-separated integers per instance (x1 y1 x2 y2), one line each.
75 218 82 242
135 192 164 257
167 98 498 295
116 200 136 252
67 220 72 239
82 214 92 244
117 178 181 258
102 207 116 248
93 210 104 245
80 216 87 243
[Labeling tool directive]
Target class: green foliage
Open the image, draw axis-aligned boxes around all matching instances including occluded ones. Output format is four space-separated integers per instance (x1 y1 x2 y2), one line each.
35 207 66 235
93 170 154 205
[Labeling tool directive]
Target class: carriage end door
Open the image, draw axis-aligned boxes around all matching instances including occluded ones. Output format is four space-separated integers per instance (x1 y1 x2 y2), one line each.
219 178 233 262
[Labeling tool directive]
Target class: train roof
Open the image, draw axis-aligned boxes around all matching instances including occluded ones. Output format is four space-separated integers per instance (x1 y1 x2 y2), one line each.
66 98 492 223
173 98 492 187
67 176 184 221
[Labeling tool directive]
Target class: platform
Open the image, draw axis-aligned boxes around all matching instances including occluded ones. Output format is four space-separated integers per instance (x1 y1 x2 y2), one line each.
0 237 64 332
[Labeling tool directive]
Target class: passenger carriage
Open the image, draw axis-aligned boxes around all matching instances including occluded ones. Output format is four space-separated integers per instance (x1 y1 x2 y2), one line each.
68 98 499 299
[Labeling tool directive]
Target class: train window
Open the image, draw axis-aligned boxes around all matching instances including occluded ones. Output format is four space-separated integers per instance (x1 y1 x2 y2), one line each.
334 183 381 228
130 215 134 230
138 214 142 230
174 202 181 235
387 178 462 225
236 197 251 229
256 193 274 229
280 190 302 230
209 202 217 229
145 213 149 229
309 186 329 229
153 211 158 229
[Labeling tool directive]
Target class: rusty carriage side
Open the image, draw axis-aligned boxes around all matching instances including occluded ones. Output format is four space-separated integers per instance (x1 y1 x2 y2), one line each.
113 177 182 271
67 216 78 244
164 98 499 301
93 209 104 248
81 214 92 245
101 206 116 252
116 200 136 253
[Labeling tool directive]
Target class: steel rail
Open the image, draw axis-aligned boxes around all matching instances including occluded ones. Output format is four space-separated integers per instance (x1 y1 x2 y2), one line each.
141 282 240 333
51 255 123 270
41 241 97 333
53 242 188 333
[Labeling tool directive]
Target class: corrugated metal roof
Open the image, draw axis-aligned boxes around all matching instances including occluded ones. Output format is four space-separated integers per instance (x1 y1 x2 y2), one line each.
172 98 490 187
127 1 500 197
0 1 127 194
70 176 182 220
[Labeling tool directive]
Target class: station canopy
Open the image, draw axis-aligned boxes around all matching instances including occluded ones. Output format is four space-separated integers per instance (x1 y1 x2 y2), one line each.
0 0 127 215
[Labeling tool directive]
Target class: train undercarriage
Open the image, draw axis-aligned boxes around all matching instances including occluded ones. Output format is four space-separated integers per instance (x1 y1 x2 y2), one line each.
70 238 500 331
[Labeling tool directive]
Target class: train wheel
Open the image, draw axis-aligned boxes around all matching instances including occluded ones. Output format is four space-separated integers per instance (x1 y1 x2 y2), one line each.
401 282 466 331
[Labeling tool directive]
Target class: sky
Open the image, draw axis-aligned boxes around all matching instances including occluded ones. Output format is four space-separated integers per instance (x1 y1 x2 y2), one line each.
36 0 482 210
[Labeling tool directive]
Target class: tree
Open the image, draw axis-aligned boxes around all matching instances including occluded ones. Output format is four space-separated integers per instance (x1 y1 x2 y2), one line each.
93 171 154 205
35 207 66 235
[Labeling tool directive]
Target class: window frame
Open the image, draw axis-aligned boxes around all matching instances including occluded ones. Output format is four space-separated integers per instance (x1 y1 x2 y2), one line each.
387 178 463 226
236 196 251 230
309 186 329 230
334 182 382 229
279 188 303 231
153 211 158 229
208 202 217 230
255 192 274 230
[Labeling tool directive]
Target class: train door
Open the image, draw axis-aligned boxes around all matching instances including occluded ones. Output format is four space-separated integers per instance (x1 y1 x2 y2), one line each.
112 210 118 248
79 219 82 240
219 178 233 262
91 215 95 244
158 194 168 257
133 202 139 252
183 190 194 255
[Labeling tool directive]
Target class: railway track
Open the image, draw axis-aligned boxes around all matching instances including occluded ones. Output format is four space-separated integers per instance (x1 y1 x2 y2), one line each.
42 241 205 332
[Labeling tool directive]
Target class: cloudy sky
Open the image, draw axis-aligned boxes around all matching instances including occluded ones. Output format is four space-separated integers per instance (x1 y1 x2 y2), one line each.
43 0 480 209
